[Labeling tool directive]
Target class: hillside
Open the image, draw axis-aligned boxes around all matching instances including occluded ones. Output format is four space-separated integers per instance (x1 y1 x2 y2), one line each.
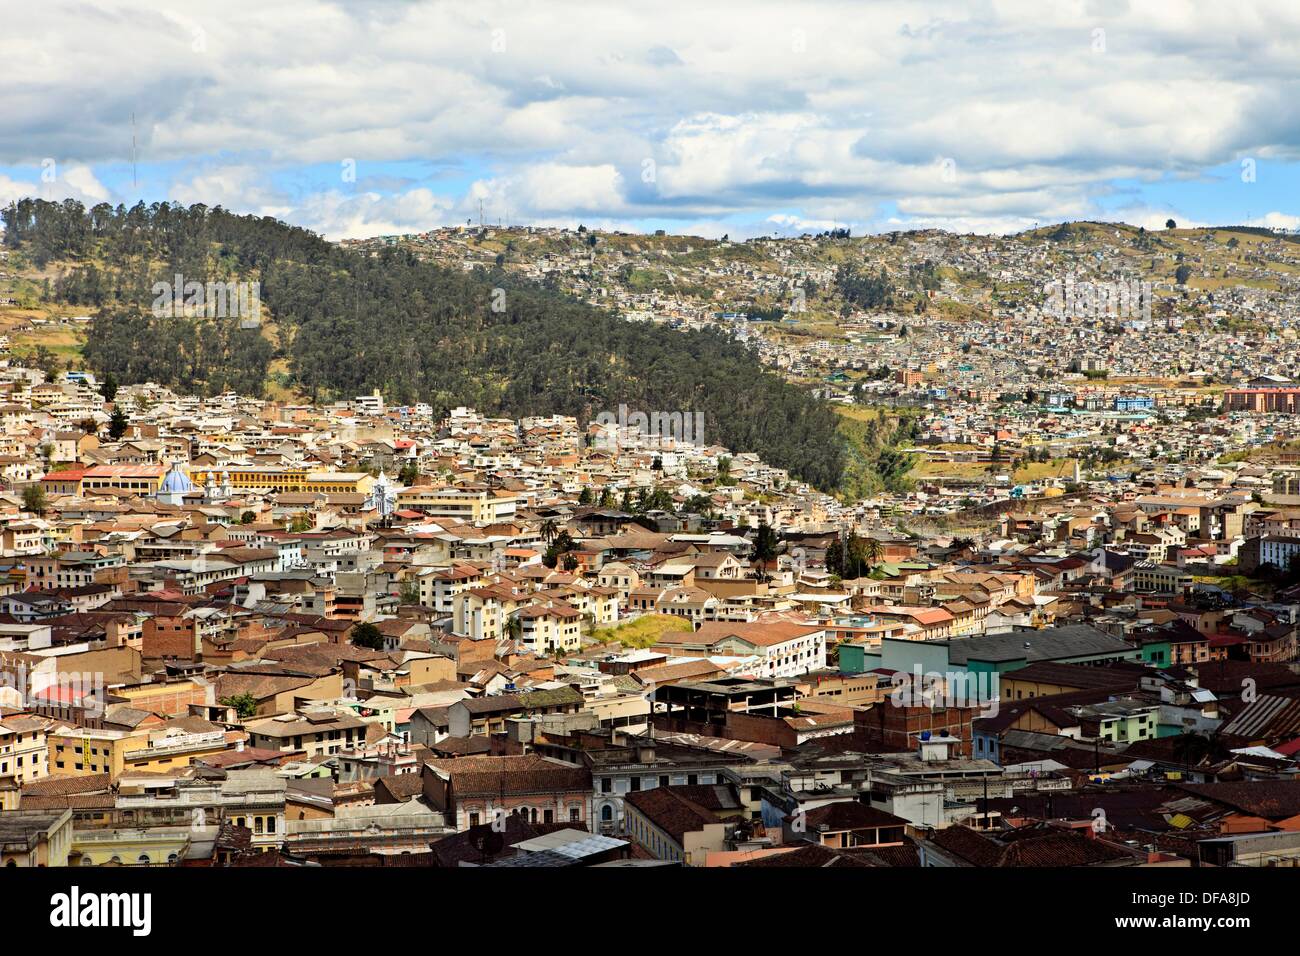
349 219 1300 347
0 199 846 490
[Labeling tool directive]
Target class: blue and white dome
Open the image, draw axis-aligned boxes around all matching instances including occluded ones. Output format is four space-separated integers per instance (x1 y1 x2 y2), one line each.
159 463 196 495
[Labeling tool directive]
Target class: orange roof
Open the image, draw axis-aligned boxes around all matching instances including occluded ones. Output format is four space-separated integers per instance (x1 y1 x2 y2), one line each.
41 468 86 483
863 605 955 625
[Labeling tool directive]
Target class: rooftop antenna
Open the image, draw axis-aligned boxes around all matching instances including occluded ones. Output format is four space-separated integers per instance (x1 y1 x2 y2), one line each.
479 199 484 228
131 112 138 190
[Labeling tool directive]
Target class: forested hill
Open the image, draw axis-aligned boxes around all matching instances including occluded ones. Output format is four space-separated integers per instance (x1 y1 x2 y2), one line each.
1 199 845 489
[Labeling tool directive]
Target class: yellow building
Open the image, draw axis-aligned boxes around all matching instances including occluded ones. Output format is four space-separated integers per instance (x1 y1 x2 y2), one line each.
0 717 49 790
47 725 239 785
121 730 235 774
515 602 583 655
47 728 150 779
189 465 373 495
191 464 308 492
72 828 193 867
397 485 517 522
303 472 375 495
78 464 167 495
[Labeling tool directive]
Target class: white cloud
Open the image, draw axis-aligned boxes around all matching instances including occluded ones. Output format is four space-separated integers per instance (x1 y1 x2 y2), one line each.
0 166 110 209
168 165 293 217
3 0 1297 236
1257 211 1300 231
488 163 625 216
292 188 458 240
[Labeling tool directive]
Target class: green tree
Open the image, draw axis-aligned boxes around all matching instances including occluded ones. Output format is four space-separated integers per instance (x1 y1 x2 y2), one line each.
683 494 714 516
219 692 259 719
29 345 62 380
98 373 118 402
861 536 884 573
750 523 780 582
543 530 576 569
350 621 385 650
826 536 845 577
715 456 735 486
108 407 130 440
21 484 48 516
842 532 884 578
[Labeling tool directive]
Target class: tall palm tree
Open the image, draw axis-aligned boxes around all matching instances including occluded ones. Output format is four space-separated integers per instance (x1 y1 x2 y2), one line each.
861 536 884 573
541 519 559 545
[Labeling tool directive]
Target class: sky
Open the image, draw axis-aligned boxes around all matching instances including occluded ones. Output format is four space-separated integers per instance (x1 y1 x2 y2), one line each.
2 0 1298 241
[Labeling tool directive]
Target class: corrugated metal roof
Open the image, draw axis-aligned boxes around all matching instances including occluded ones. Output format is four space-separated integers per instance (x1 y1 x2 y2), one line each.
1221 694 1300 738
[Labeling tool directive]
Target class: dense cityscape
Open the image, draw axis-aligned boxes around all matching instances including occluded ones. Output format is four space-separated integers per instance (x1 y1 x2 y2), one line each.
1 0 1292 938
4 212 1300 879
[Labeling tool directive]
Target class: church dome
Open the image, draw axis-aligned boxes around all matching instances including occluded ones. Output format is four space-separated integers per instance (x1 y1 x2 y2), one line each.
159 464 196 494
